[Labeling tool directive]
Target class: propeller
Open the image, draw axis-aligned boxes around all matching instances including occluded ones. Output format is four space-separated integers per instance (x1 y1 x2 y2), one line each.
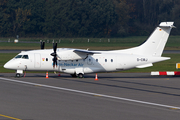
50 42 58 68
40 41 45 49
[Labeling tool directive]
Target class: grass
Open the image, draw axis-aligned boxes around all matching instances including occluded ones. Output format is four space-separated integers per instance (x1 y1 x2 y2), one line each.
0 53 17 73
0 37 146 50
0 53 180 73
0 36 180 50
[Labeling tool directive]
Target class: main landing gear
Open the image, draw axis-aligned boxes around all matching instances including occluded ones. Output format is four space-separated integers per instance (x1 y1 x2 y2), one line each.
71 73 84 78
71 73 77 78
78 73 84 78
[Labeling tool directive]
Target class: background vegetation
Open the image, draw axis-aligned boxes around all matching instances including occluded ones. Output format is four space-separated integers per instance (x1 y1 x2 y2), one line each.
1 0 180 38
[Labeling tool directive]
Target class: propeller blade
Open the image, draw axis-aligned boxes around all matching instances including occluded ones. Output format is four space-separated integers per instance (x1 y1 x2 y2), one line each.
53 42 57 53
51 42 58 68
41 41 45 49
52 57 57 67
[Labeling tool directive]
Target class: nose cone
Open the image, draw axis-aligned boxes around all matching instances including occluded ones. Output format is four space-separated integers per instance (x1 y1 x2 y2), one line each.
4 61 11 69
4 60 16 70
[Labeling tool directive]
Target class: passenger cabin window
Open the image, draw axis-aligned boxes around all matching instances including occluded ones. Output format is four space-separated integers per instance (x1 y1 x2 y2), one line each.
111 59 113 62
96 59 98 62
46 58 48 61
105 59 107 62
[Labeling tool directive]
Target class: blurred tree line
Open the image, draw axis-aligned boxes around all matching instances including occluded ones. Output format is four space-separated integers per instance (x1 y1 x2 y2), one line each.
0 0 179 38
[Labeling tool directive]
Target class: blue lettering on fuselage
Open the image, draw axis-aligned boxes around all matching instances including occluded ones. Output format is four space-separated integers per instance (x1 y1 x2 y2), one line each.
78 63 83 67
52 62 84 67
64 63 77 66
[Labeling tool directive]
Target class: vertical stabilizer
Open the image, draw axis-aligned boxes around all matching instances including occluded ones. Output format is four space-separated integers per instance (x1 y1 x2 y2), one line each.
117 22 175 56
138 22 175 56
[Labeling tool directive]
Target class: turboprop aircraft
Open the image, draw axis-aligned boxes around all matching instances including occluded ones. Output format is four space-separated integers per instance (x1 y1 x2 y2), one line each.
4 22 175 78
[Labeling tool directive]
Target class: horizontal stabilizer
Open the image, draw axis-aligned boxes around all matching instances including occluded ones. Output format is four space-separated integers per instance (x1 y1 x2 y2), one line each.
136 63 153 68
159 22 176 28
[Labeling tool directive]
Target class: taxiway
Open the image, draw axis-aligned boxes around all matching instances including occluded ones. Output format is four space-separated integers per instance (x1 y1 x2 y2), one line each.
0 73 180 120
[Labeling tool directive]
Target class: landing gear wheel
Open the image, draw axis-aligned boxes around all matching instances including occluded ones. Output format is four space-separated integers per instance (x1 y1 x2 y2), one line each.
71 74 77 78
16 73 21 78
78 73 84 78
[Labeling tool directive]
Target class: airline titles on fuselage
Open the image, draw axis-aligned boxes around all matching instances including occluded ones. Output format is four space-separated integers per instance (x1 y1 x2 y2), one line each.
58 62 84 67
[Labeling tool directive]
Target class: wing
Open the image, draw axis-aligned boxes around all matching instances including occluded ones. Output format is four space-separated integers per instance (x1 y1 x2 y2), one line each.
73 49 100 55
57 49 101 60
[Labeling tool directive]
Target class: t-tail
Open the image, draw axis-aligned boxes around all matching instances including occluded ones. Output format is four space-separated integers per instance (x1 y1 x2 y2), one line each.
118 22 175 57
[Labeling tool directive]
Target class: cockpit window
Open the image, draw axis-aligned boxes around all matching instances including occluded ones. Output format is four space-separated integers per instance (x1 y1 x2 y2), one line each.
14 55 29 59
22 55 29 59
15 55 22 58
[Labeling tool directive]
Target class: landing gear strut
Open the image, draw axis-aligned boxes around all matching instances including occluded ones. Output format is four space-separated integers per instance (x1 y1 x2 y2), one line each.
71 73 77 78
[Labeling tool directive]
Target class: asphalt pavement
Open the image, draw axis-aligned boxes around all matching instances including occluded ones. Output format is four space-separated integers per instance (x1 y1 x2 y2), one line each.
0 73 179 120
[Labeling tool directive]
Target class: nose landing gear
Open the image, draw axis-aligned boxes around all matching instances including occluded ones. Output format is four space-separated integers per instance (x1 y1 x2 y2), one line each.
16 73 21 77
16 70 23 78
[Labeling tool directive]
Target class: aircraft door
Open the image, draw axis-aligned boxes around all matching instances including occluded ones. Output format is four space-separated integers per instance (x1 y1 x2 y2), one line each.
34 53 41 68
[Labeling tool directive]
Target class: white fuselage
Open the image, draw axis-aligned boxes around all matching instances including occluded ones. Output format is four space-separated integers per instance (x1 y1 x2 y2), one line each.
4 48 169 75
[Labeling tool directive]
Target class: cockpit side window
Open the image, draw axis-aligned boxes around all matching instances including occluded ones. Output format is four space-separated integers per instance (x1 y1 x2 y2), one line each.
22 55 29 59
15 55 22 58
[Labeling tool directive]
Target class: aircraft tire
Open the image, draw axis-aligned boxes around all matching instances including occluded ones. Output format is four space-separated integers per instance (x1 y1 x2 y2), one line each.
78 73 84 78
16 73 21 78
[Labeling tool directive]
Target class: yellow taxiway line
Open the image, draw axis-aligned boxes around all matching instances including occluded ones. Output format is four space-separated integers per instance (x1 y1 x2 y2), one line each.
0 114 21 120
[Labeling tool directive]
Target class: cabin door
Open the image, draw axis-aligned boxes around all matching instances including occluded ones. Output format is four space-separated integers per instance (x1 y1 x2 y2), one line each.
34 53 41 68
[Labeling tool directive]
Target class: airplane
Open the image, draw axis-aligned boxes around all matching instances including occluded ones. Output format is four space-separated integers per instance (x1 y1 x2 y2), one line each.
4 22 175 78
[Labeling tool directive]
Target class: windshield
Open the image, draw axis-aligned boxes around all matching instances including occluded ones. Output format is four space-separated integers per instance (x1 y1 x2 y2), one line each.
14 55 29 59
15 55 22 58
